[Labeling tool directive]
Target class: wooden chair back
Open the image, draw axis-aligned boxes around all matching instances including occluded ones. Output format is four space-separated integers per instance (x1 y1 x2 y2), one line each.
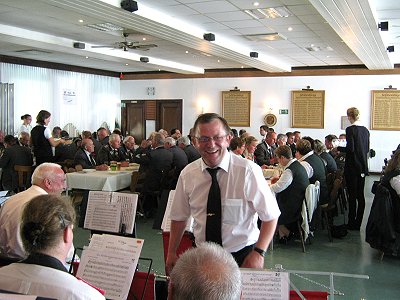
14 165 33 192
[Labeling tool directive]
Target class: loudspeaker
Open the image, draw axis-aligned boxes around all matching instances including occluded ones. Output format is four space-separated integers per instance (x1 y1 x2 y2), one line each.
140 57 149 63
121 0 138 12
73 42 85 49
203 33 215 41
378 21 388 31
250 52 258 58
387 45 394 52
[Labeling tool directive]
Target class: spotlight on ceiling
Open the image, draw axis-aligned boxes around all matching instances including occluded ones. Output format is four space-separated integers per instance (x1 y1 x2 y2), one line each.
203 33 215 41
121 0 138 12
140 57 149 63
250 52 258 58
378 21 389 31
387 46 394 53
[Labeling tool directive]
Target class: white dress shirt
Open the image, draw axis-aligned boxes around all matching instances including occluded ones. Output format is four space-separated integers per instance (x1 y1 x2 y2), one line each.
390 175 400 196
270 158 297 193
298 151 314 178
170 151 280 252
0 263 105 300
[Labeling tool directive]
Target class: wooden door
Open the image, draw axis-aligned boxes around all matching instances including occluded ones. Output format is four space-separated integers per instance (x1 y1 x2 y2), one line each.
156 100 182 134
122 102 145 143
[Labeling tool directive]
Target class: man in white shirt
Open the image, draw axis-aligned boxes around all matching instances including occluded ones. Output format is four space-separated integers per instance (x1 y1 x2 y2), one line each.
166 113 280 273
0 163 70 259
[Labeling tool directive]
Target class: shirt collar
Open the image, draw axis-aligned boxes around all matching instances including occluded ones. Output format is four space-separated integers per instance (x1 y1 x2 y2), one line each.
284 158 297 169
298 150 313 162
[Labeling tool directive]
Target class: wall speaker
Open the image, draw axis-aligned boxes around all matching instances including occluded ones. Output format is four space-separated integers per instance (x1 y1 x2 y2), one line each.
121 0 138 12
140 57 149 63
378 21 388 31
250 52 258 58
73 42 85 49
387 46 394 52
203 33 215 41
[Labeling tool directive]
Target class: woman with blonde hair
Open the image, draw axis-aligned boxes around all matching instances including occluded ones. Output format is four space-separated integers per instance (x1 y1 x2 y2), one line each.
0 195 105 300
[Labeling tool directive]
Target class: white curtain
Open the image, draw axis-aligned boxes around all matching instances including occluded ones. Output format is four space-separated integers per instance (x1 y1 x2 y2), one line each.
0 63 120 136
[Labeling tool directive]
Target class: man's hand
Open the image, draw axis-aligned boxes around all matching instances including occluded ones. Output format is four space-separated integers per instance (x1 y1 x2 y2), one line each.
241 250 265 269
165 252 179 276
96 164 109 171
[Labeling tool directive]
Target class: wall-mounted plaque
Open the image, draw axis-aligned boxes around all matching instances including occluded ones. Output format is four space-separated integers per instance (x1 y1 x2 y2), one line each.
291 90 325 128
222 90 251 127
371 90 400 130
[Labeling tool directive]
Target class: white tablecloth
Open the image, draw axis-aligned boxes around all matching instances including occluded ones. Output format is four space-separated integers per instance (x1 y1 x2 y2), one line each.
66 170 133 192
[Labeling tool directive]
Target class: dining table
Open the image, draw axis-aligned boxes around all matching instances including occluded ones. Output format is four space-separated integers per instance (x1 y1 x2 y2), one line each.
66 164 140 193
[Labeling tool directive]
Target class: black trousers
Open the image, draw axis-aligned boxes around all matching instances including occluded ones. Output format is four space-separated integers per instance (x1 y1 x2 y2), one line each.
231 244 255 267
345 173 366 228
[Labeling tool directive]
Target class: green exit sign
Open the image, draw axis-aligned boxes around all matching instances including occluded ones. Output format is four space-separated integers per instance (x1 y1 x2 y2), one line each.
279 109 289 115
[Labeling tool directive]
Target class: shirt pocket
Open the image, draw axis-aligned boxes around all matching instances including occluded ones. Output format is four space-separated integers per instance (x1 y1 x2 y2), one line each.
222 199 243 225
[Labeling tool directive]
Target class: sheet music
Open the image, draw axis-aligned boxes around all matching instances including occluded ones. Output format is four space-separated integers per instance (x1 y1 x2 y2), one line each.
241 269 289 300
84 191 137 234
0 295 37 300
77 235 143 300
161 190 193 232
110 192 138 234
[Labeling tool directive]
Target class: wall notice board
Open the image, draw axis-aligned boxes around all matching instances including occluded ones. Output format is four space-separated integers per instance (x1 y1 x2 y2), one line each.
222 90 251 127
291 90 325 128
371 90 400 130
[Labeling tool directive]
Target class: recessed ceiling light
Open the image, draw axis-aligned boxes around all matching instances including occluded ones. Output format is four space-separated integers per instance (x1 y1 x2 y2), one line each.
125 63 129 66
326 56 330 58
288 27 293 31
253 2 259 6
217 59 220 63
85 56 88 59
142 37 146 41
79 19 84 23
185 50 189 54
158 69 161 71
241 66 244 68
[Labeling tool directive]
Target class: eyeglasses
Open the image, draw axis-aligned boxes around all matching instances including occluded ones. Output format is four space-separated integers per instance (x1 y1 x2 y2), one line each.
195 135 227 143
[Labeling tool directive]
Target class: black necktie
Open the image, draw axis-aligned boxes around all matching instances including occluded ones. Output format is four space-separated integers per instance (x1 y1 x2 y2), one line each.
206 167 222 246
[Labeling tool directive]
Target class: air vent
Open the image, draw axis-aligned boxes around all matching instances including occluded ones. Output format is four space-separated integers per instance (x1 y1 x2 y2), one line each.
86 22 124 32
244 6 292 19
305 46 334 52
15 49 52 55
245 33 287 41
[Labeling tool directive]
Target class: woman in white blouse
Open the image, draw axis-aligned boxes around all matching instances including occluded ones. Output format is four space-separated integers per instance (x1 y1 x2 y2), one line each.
19 114 32 134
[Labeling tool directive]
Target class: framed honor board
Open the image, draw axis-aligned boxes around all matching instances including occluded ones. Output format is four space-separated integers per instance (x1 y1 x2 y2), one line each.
371 90 400 130
291 90 325 128
222 90 251 127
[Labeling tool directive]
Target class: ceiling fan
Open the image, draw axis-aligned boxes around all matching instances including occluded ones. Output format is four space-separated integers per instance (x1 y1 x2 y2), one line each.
91 32 157 51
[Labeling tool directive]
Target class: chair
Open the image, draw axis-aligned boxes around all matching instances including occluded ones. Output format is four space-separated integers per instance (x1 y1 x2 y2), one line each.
14 165 33 192
301 181 320 248
321 176 343 242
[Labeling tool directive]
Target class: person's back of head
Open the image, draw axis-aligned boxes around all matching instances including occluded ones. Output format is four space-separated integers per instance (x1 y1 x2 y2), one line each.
21 194 75 256
4 134 17 147
169 242 241 300
177 136 190 147
296 139 312 156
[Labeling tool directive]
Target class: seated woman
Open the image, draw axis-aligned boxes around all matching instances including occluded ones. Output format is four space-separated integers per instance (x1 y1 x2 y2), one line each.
243 136 258 162
0 194 105 300
314 139 337 174
270 145 309 243
229 136 245 157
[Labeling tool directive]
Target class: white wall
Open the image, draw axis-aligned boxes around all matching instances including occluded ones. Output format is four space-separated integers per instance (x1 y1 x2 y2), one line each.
121 74 400 172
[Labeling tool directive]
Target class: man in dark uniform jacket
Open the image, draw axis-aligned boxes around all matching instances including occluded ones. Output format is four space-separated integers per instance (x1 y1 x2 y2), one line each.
296 139 329 205
120 135 136 163
164 137 188 189
270 145 308 241
81 130 102 157
97 134 124 164
177 136 200 163
97 127 109 146
254 131 278 167
135 133 173 216
0 135 33 192
54 131 76 162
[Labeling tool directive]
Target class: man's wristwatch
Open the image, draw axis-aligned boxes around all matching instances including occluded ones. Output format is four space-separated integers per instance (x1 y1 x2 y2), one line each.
253 247 266 257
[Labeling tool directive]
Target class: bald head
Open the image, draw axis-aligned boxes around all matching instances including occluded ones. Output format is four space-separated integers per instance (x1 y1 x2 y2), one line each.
31 163 66 194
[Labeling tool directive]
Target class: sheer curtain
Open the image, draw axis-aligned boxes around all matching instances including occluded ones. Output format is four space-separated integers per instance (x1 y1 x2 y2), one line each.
0 63 120 135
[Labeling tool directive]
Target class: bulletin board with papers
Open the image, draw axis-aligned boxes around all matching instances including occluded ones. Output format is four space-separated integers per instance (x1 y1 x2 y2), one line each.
371 90 400 130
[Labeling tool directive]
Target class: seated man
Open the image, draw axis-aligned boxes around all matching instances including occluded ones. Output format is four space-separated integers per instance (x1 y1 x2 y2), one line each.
18 131 31 148
164 136 188 189
120 135 136 163
254 131 278 167
74 138 108 170
54 130 77 162
296 139 329 205
177 135 200 163
270 145 308 242
168 242 241 300
0 135 33 192
0 163 72 259
97 133 124 164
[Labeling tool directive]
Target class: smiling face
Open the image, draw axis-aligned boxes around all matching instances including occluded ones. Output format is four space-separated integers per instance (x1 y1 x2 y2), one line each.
193 119 231 168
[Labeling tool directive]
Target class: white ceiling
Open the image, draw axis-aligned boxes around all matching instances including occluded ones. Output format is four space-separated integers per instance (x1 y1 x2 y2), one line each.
0 0 398 74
